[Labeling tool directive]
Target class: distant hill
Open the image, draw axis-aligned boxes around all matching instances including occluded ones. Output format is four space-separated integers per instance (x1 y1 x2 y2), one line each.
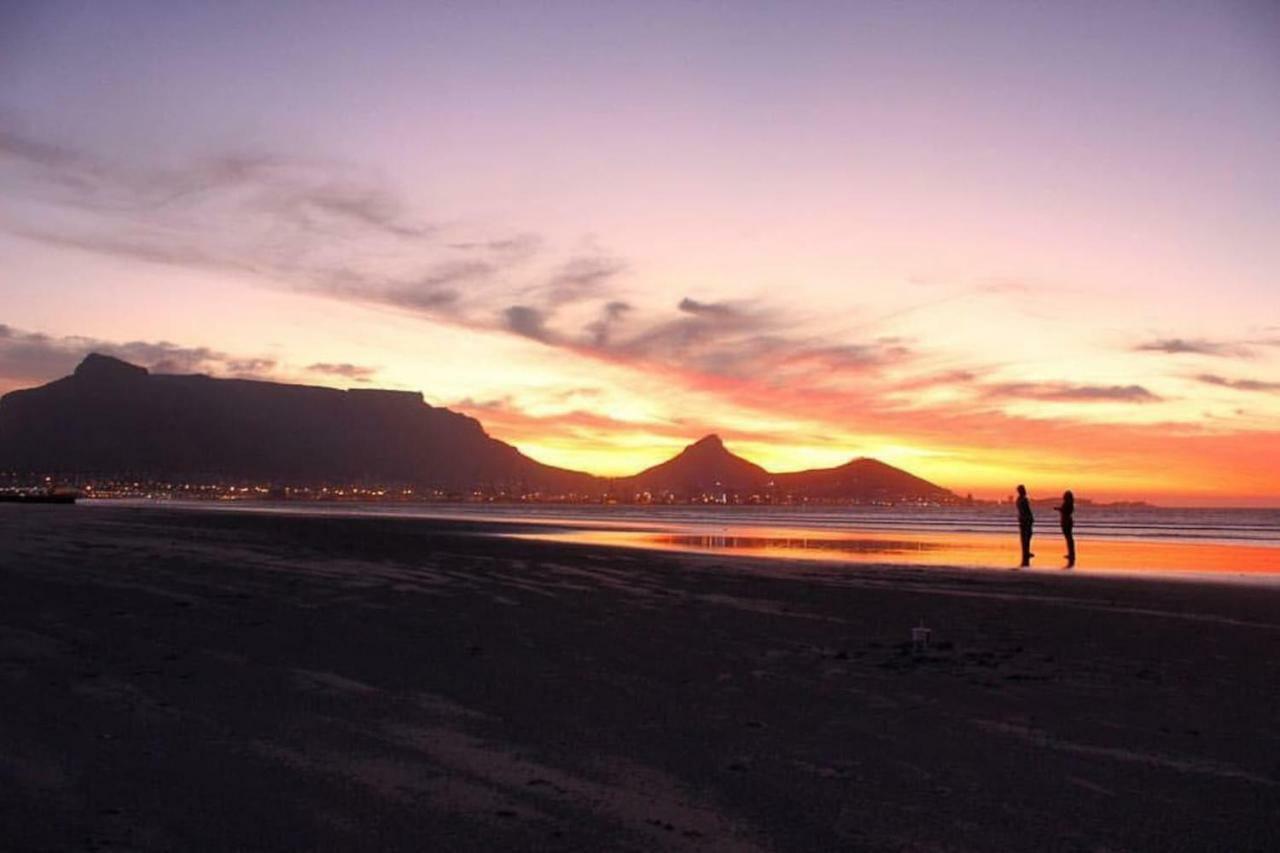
0 354 595 493
0 354 957 503
772 457 955 503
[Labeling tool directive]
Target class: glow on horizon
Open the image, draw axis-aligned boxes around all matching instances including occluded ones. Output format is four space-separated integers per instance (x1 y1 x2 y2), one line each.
1 2 1277 506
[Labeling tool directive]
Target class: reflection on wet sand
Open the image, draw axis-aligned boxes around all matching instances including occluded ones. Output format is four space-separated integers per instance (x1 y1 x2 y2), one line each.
658 534 950 556
511 525 1280 578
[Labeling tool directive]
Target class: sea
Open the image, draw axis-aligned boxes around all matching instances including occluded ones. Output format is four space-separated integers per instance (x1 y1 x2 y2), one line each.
100 499 1280 581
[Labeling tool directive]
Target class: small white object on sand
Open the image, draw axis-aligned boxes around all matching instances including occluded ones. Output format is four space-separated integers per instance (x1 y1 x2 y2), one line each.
911 620 932 652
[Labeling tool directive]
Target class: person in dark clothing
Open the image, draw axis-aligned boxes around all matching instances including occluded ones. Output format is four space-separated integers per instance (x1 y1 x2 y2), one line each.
1015 485 1034 567
1055 490 1076 567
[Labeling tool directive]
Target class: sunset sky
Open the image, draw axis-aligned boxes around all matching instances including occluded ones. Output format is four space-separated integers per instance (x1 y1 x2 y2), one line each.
1 1 1278 504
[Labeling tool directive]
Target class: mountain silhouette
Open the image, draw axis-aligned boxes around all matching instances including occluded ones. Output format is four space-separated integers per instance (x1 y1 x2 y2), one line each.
619 433 954 502
0 355 957 503
0 354 594 492
772 457 954 502
620 434 769 494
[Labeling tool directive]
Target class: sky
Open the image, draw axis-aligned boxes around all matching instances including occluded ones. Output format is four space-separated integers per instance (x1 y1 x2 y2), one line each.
1 0 1278 504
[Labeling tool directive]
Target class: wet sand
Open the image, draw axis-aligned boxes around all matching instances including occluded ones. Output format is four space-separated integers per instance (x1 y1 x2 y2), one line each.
1 503 1277 851
512 524 1280 577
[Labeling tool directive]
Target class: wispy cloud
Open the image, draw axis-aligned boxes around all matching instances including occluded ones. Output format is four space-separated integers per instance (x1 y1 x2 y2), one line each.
985 382 1162 403
307 362 378 382
448 393 758 450
0 323 277 389
11 229 249 274
446 234 541 258
584 300 633 347
0 125 530 319
2 134 433 241
502 305 554 342
0 129 82 171
1134 337 1253 358
1195 374 1280 394
542 255 627 306
891 369 978 392
676 297 739 318
578 295 909 380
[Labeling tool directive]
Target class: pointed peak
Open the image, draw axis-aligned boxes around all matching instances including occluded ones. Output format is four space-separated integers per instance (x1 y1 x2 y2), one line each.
690 433 724 449
840 456 890 469
74 353 148 381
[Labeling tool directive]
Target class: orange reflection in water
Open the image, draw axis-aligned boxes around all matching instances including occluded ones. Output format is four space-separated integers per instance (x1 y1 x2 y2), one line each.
511 525 1280 577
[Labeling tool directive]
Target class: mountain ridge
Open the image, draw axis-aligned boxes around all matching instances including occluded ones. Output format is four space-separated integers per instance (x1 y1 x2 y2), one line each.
618 430 954 502
0 354 957 502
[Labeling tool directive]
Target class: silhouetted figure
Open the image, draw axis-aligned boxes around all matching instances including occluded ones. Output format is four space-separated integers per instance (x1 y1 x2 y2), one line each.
1055 490 1076 567
1015 485 1034 567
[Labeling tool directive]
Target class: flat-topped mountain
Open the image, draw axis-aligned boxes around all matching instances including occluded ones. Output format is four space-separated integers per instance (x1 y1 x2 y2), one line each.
0 354 594 492
0 355 957 502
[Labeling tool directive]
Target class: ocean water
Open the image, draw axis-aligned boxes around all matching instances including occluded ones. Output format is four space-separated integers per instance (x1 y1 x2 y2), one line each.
100 499 1280 579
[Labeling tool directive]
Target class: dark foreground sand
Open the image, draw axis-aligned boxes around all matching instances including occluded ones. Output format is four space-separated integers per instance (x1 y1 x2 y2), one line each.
1 504 1277 852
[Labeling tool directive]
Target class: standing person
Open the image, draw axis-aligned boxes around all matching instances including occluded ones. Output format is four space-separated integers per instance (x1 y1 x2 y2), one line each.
1055 490 1076 567
1015 485 1034 567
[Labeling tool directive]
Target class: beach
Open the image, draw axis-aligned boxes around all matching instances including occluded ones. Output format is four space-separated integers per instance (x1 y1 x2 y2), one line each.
1 503 1278 851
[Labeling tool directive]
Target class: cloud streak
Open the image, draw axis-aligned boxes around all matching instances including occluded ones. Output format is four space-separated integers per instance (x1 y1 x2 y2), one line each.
542 255 627 306
307 362 378 382
677 297 739 318
985 382 1162 403
891 369 979 392
570 295 913 381
503 305 553 342
1134 338 1253 358
1195 374 1280 394
0 323 278 389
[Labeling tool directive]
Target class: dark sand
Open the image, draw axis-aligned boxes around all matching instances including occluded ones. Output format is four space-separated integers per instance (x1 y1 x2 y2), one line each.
1 504 1277 852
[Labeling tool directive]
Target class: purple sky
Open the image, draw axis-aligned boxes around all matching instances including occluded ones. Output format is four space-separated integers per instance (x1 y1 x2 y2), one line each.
1 1 1278 500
